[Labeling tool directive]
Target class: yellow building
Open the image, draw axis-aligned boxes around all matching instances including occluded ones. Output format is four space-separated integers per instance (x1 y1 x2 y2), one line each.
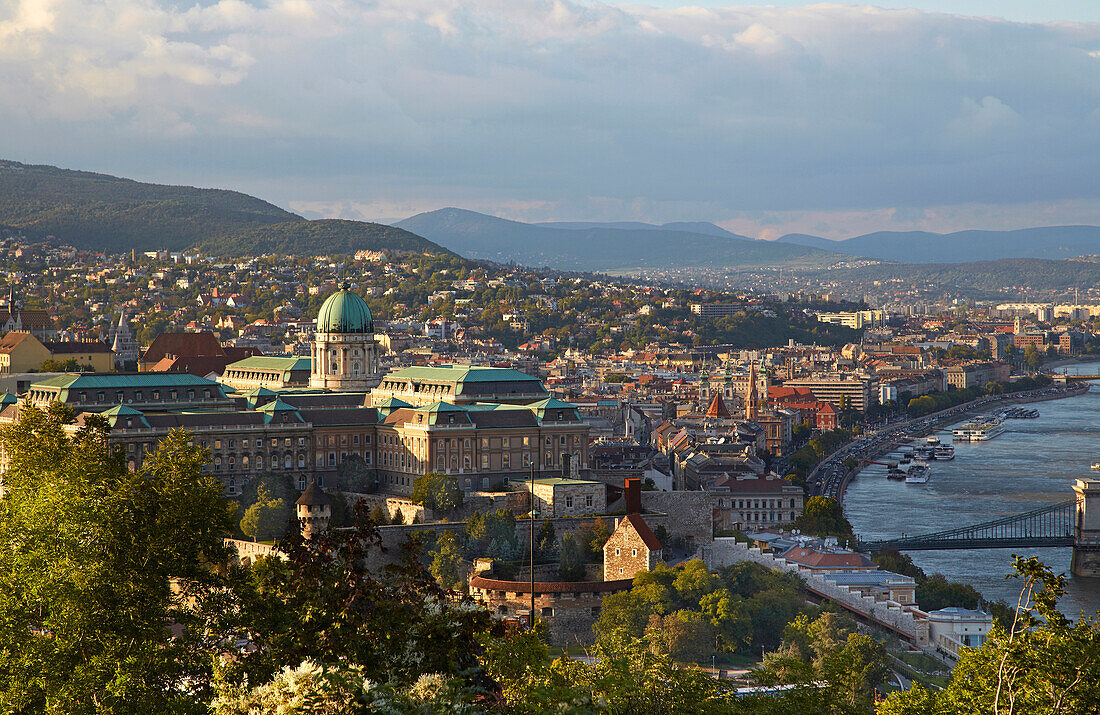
0 331 114 374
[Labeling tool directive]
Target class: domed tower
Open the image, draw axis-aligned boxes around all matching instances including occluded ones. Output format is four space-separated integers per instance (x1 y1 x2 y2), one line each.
310 283 379 390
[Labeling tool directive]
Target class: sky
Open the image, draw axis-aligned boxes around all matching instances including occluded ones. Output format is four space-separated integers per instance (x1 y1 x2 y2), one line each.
1 1 1098 239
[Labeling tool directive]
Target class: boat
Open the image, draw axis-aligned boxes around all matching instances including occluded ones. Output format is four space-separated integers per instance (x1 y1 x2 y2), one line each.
952 418 1006 442
905 464 930 484
887 465 908 480
914 446 935 460
1092 463 1100 471
934 444 955 460
926 436 941 446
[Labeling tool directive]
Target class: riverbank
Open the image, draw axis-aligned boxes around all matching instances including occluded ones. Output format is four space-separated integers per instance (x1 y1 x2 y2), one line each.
820 381 1089 503
843 378 1100 616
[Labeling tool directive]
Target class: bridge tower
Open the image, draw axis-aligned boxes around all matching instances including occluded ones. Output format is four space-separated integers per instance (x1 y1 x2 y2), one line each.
1072 478 1100 577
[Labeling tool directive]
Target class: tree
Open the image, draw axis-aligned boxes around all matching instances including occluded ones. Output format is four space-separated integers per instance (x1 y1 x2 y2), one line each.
0 405 236 713
38 357 81 372
410 471 464 516
227 504 491 690
429 530 464 590
557 533 585 581
535 520 557 559
1023 344 1044 371
793 496 854 540
239 483 290 542
880 557 1100 715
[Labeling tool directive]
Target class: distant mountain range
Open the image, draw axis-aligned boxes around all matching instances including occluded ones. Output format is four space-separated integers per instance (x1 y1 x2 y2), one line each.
776 226 1100 264
395 208 841 271
0 160 449 256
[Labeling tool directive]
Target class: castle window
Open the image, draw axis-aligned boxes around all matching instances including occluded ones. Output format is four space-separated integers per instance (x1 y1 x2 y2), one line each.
566 496 573 508
632 549 637 557
298 454 306 468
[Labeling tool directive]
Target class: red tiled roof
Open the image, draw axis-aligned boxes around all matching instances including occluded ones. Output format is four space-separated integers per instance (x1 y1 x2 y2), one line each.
620 513 662 551
783 548 873 568
141 332 225 363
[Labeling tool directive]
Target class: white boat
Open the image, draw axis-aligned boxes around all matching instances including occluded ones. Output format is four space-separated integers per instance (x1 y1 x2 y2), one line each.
926 436 941 446
1092 463 1100 471
952 419 1006 442
905 464 930 484
934 444 955 460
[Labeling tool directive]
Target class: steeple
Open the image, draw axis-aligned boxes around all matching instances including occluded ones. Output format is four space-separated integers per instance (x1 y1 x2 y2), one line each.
745 361 760 421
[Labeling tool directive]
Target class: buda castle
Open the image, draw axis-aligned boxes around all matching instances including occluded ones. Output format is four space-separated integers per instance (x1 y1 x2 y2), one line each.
1 284 590 498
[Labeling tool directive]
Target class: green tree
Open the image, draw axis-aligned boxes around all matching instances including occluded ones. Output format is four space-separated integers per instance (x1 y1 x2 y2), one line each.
410 471 464 516
227 506 490 690
535 520 557 559
793 496 854 540
239 483 290 542
38 357 81 372
0 405 235 713
1023 344 1044 371
557 534 585 581
880 557 1100 715
429 530 464 590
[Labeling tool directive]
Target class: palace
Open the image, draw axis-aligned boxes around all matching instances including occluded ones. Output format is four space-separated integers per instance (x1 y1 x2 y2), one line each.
0 284 590 498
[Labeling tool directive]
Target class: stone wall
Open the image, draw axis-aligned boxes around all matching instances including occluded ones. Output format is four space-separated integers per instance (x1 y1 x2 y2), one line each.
469 575 632 645
341 491 430 524
641 491 713 545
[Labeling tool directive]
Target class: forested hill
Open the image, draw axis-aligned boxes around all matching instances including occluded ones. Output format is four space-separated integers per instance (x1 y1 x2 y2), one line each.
0 160 449 256
191 219 451 257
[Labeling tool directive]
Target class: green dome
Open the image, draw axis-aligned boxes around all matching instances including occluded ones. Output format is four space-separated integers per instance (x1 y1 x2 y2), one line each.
316 283 373 333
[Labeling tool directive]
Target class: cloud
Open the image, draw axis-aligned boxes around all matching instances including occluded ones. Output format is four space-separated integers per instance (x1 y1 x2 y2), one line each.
0 0 1098 231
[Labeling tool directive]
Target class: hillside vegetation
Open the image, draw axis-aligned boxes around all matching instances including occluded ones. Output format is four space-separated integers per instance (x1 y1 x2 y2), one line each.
191 219 451 257
0 160 449 256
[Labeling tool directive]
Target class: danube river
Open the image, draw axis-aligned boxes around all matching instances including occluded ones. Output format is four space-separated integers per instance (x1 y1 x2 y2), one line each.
844 367 1100 618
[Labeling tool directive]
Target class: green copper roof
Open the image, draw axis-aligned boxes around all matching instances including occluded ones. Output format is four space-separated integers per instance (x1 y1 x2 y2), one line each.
316 283 373 334
227 356 311 372
101 404 150 428
31 373 224 390
385 365 542 384
0 392 17 405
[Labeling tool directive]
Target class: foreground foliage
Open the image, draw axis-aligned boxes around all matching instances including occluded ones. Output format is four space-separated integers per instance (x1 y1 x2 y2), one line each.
0 405 235 714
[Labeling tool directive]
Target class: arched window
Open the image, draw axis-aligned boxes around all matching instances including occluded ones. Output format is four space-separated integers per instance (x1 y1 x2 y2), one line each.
284 454 292 469
331 361 339 374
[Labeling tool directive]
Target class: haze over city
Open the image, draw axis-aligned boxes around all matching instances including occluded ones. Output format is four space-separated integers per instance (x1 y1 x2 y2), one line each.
2 0 1100 237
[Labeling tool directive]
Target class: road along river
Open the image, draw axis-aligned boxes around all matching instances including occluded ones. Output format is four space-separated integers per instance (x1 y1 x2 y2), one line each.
844 373 1100 618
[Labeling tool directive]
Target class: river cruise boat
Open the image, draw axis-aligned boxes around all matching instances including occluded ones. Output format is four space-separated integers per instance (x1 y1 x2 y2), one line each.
934 444 955 460
887 465 908 480
905 464 930 484
926 436 941 446
1092 463 1100 471
952 419 1006 442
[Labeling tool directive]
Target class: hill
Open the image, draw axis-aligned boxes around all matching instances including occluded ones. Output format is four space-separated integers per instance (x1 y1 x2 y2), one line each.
396 208 842 271
535 219 744 239
0 160 449 257
819 257 1100 293
191 219 449 257
776 226 1100 263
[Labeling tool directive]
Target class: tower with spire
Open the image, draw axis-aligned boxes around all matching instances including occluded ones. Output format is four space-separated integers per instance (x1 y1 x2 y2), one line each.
744 362 761 421
110 311 140 368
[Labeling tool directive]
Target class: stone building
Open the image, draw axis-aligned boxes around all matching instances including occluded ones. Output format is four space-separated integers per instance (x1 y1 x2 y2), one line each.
309 283 379 390
221 356 313 391
296 480 331 539
524 477 606 517
603 513 662 580
371 365 549 407
109 312 140 368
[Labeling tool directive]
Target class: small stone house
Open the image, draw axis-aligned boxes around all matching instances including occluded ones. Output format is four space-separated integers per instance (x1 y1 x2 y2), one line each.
603 513 662 581
525 477 606 517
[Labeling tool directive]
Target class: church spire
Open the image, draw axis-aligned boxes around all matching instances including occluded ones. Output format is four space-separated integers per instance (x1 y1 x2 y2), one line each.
745 361 760 421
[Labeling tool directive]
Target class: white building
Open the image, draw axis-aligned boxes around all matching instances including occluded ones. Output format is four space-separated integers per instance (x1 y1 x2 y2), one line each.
926 607 993 660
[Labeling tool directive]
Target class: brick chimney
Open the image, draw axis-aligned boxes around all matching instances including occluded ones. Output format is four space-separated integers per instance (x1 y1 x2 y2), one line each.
624 477 641 514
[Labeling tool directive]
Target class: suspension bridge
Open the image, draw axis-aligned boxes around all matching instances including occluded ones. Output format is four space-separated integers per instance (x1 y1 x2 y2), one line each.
858 500 1076 551
857 478 1100 577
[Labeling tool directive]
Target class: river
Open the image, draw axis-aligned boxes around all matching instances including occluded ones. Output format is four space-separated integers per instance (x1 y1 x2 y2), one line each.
844 364 1100 618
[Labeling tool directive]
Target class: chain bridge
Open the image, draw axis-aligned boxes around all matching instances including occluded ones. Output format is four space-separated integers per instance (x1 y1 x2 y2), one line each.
858 500 1076 552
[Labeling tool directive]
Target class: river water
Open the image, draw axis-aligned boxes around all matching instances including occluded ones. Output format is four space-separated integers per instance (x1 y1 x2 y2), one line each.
844 365 1100 619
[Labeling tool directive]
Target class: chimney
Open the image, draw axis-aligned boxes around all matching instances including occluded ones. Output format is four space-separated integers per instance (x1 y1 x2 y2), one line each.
624 477 641 514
